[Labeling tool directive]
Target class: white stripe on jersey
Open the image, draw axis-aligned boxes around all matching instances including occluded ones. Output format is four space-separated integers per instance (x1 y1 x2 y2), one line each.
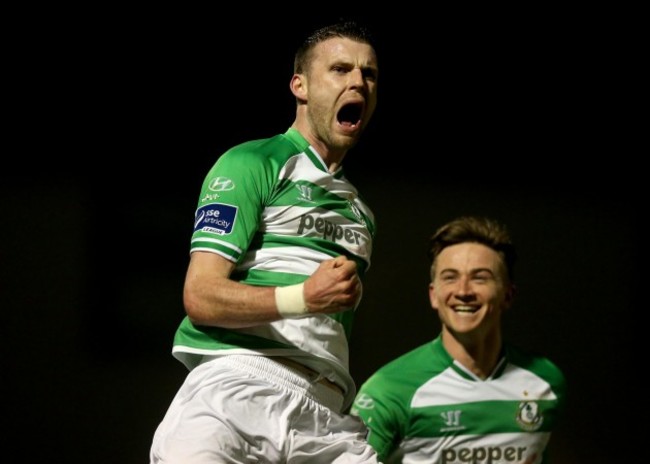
412 364 558 408
191 237 243 253
239 246 331 275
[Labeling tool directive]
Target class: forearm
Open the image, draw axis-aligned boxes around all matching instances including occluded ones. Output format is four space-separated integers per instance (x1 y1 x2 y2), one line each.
183 251 284 328
182 251 361 329
184 276 281 329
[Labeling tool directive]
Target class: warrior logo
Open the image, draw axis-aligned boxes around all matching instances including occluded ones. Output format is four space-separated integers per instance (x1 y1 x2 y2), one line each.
296 184 313 202
347 200 366 226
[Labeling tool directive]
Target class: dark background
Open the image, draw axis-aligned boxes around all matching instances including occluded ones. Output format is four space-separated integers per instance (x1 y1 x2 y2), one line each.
3 8 638 463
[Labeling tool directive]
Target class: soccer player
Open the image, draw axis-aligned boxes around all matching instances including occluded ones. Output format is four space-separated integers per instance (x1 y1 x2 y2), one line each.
352 216 567 463
150 19 380 463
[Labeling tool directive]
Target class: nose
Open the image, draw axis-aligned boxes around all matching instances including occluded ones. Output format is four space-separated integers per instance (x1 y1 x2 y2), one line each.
454 277 475 299
349 68 365 88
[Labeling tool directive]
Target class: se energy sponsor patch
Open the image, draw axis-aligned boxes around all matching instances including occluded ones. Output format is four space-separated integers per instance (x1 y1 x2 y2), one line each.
194 203 237 235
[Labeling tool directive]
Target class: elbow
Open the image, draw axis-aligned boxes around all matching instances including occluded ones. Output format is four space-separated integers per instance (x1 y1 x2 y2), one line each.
183 284 235 328
183 286 213 326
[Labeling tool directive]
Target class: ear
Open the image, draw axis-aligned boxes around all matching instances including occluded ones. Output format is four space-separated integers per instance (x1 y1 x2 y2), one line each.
428 282 439 312
503 283 516 311
290 73 307 101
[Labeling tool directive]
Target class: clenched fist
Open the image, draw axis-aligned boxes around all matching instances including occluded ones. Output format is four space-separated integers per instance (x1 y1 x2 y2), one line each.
303 256 363 314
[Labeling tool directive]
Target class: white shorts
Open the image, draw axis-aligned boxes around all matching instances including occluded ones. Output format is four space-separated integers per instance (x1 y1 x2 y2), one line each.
150 355 378 463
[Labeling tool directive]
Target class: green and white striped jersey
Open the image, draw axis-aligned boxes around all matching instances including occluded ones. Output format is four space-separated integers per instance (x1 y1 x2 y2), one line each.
351 336 567 463
171 128 376 410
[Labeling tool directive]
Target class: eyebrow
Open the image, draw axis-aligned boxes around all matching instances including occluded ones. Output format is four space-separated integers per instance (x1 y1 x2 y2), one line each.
439 268 496 275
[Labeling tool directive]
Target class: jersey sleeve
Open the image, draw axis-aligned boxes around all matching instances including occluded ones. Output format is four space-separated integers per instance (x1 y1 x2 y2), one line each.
190 145 278 263
351 372 409 462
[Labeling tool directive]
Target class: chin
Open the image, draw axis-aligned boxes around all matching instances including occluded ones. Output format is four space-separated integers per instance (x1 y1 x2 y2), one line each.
335 135 359 151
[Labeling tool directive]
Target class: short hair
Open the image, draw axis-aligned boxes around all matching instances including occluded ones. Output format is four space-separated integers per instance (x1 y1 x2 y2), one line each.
294 19 377 74
428 216 517 282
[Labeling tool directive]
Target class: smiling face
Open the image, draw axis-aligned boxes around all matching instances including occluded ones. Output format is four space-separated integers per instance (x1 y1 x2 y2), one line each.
429 242 514 345
290 37 378 159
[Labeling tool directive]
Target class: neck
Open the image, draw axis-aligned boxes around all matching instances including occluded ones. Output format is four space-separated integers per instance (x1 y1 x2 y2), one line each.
290 120 346 173
441 328 502 379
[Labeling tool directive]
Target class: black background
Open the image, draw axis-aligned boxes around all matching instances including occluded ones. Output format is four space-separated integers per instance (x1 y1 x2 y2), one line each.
2 7 639 463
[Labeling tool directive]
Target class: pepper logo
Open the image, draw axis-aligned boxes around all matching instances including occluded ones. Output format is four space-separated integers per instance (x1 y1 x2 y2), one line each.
297 214 364 245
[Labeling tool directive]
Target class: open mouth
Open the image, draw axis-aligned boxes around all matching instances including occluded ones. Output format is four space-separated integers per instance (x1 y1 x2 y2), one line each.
337 102 363 129
454 305 479 314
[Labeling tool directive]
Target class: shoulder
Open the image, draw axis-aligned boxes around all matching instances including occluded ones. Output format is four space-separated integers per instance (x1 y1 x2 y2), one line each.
199 134 302 191
218 132 303 167
353 340 450 434
506 344 567 392
361 340 448 393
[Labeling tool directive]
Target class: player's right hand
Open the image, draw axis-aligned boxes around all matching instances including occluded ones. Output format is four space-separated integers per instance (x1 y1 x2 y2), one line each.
303 256 362 314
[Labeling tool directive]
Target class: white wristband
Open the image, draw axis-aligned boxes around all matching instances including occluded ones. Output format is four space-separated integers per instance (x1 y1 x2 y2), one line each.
275 283 309 318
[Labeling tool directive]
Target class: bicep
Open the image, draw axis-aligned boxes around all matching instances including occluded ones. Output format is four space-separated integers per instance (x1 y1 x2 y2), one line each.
185 251 236 284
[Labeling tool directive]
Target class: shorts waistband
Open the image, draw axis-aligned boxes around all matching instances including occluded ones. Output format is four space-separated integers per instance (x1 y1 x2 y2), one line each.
272 356 343 395
211 355 344 413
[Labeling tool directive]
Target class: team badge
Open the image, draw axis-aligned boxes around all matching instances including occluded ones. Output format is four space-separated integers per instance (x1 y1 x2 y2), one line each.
516 401 543 431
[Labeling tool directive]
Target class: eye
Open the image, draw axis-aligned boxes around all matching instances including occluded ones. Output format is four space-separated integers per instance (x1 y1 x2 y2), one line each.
472 272 493 283
362 68 378 81
439 273 457 283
